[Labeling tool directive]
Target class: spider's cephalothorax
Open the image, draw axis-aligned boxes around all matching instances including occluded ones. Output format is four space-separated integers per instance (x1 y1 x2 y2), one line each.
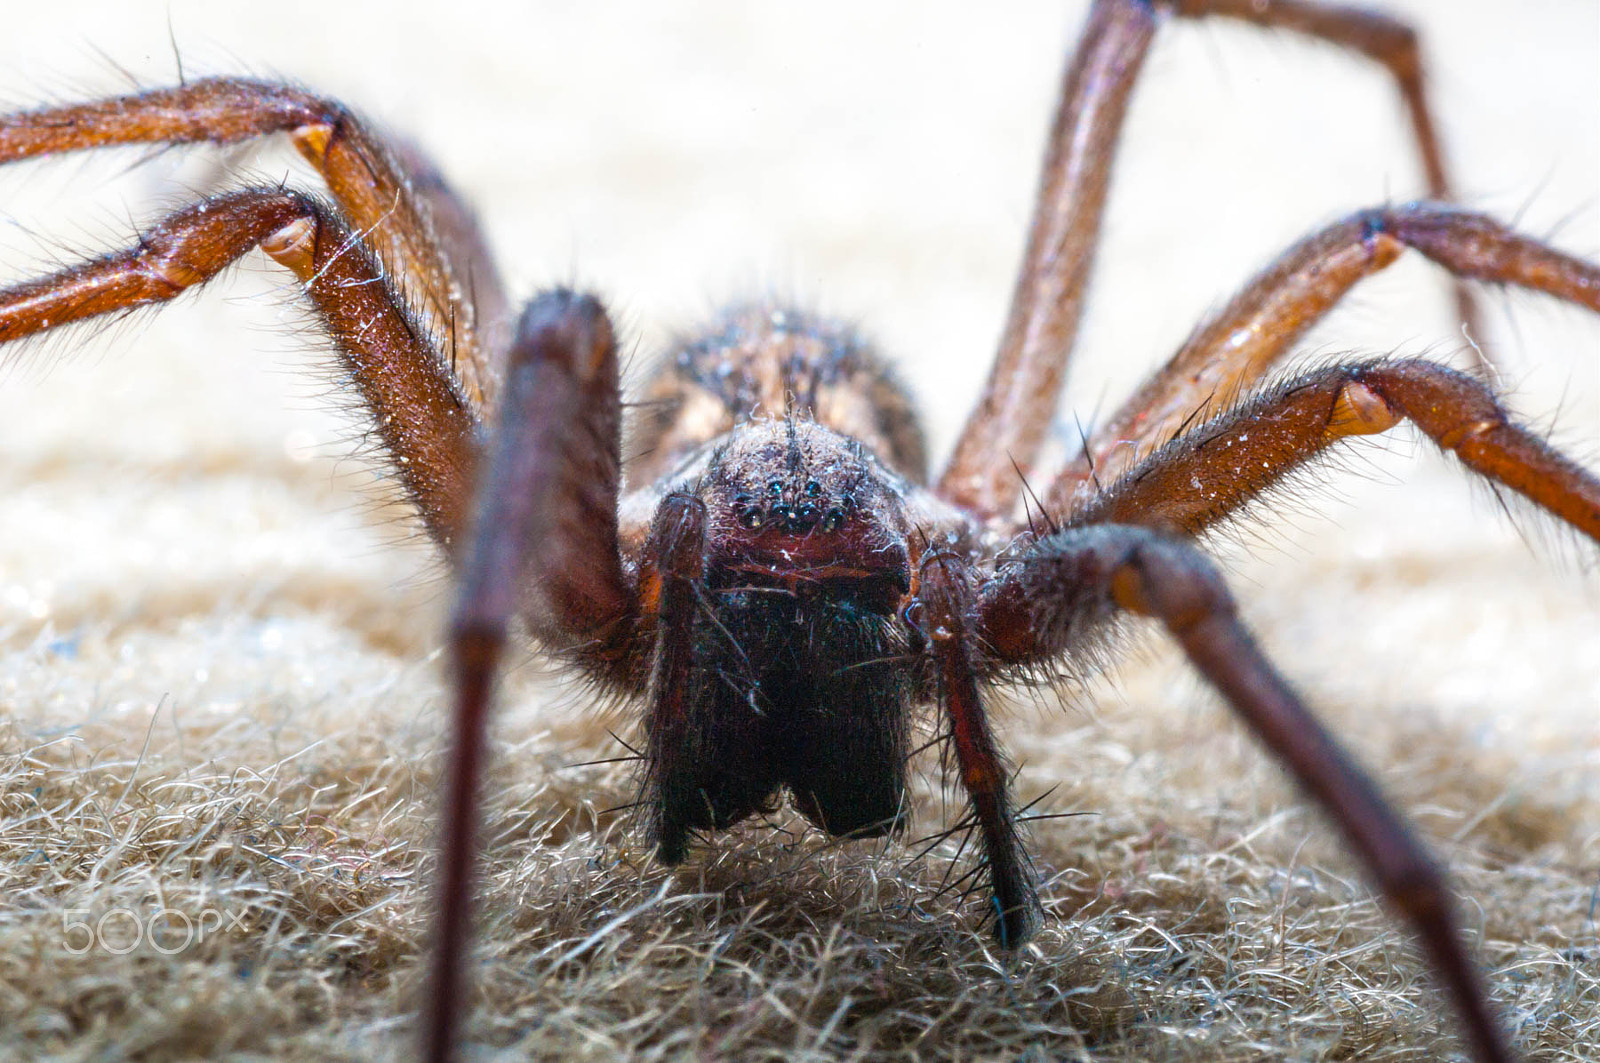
3 3 1599 1061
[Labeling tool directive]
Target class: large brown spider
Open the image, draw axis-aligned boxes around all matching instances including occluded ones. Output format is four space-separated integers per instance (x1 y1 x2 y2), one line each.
3 2 1600 1063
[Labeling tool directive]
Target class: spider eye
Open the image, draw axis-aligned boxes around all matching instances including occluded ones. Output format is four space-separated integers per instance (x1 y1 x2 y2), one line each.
740 506 764 529
804 480 821 498
768 480 785 497
821 508 844 532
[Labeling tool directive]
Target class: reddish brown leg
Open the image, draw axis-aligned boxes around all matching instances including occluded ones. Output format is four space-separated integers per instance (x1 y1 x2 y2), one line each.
0 77 509 408
428 291 630 1062
1048 205 1600 514
1073 358 1600 542
0 187 478 547
1172 0 1488 363
919 553 1038 947
640 492 715 863
387 134 513 374
975 524 1511 1063
942 0 1476 521
939 0 1156 519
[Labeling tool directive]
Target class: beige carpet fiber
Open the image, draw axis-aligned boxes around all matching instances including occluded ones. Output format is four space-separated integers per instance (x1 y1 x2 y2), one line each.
0 1 1596 1059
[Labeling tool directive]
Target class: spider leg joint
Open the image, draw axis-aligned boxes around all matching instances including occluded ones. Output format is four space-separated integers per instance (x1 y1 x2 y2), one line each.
290 122 335 163
260 216 319 278
1328 379 1401 439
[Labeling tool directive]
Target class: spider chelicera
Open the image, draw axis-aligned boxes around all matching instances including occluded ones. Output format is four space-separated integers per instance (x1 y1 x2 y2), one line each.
1 3 1596 1062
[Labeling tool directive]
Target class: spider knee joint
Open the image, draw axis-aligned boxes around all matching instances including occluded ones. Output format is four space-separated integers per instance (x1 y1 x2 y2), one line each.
1111 545 1232 633
261 216 320 279
290 122 334 163
514 289 616 383
917 550 975 616
1354 210 1405 266
1108 564 1154 617
1328 380 1400 439
288 102 352 164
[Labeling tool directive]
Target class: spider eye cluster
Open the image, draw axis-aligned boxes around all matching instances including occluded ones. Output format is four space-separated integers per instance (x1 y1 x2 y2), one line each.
733 479 853 534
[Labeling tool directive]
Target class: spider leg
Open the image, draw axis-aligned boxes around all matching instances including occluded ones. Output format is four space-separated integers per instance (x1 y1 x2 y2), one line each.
1048 205 1600 512
940 0 1475 519
430 290 629 1062
0 77 509 407
975 523 1512 1063
639 491 720 863
939 0 1156 519
0 187 478 546
1170 0 1485 363
1072 358 1600 542
919 552 1040 947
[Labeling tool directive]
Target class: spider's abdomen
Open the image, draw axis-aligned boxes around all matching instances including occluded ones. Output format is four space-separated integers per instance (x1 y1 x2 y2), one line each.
627 305 927 487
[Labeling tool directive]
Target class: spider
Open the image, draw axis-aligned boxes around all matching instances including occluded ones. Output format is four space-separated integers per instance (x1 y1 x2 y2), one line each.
1 2 1596 1062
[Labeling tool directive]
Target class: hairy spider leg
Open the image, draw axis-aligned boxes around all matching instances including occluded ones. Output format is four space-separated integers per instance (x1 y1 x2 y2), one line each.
1171 0 1485 359
939 0 1155 519
0 187 478 545
0 76 509 409
920 553 1039 947
431 290 631 1061
976 523 1519 1063
940 0 1479 520
1048 205 1600 512
1073 358 1600 541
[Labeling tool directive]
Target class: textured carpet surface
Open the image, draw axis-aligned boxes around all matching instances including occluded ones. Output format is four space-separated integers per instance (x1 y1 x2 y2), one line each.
0 2 1595 1059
